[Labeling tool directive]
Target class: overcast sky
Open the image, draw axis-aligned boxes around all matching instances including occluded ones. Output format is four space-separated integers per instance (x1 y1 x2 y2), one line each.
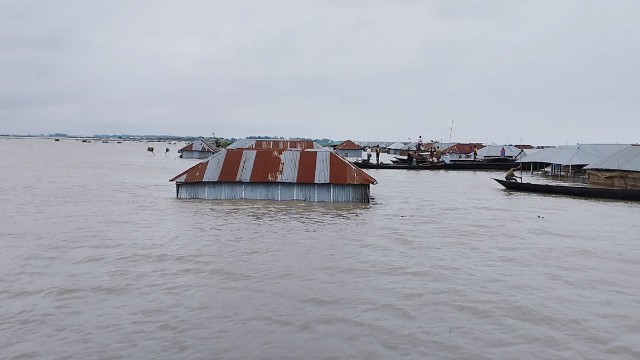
1 0 639 145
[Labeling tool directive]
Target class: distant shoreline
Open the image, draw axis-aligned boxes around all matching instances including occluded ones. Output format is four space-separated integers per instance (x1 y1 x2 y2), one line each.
0 134 195 142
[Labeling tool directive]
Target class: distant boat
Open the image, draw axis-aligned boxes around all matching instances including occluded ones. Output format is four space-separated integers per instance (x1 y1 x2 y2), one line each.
353 161 517 171
493 178 640 201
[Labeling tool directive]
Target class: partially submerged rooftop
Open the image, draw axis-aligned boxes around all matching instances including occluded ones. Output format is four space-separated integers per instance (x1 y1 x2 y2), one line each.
170 148 377 202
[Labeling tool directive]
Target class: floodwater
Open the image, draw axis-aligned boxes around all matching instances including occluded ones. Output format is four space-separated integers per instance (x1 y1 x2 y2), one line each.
1 138 640 360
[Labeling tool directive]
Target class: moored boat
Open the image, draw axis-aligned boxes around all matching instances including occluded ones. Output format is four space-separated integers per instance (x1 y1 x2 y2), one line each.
353 161 518 170
493 178 640 201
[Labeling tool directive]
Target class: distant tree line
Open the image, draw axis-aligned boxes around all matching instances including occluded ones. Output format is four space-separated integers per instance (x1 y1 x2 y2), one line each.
4 133 336 147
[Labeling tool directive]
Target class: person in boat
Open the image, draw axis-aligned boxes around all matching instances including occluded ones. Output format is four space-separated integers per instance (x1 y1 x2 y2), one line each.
406 152 414 165
505 164 522 182
473 145 478 162
375 145 381 164
366 147 372 163
435 146 442 162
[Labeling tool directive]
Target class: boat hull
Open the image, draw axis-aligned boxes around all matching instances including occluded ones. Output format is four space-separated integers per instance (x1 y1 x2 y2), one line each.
353 161 517 170
493 178 640 201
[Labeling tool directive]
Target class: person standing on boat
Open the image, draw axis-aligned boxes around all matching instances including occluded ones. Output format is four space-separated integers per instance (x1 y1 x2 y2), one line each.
500 146 506 157
473 145 478 162
366 147 372 162
505 164 522 182
435 146 442 161
416 136 423 151
375 145 381 164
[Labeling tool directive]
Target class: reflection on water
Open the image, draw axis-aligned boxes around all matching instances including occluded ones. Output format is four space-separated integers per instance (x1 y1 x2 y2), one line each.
1 139 640 360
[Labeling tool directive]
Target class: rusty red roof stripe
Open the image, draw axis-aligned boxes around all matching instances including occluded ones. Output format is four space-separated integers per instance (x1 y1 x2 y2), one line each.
218 150 244 182
184 162 209 183
254 140 317 150
329 153 348 184
336 140 361 150
296 150 317 183
330 153 377 184
250 150 284 183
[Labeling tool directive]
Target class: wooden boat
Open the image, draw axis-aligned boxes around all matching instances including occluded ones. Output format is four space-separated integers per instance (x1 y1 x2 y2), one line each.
493 178 640 201
353 161 517 170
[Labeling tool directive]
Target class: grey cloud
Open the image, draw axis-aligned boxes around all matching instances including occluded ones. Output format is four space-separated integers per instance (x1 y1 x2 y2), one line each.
1 0 639 144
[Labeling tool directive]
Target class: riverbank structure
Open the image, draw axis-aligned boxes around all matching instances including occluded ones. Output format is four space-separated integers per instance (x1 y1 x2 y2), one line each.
585 144 640 189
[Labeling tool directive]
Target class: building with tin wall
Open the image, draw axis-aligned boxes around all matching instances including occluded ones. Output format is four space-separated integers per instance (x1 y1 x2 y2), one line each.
170 149 377 203
584 145 640 189
334 140 362 159
178 139 219 159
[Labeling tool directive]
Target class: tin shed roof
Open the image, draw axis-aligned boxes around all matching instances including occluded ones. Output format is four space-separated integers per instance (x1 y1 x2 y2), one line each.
170 149 377 185
227 139 322 150
336 140 361 150
388 142 406 150
520 144 630 165
584 145 640 171
178 139 218 153
476 144 522 158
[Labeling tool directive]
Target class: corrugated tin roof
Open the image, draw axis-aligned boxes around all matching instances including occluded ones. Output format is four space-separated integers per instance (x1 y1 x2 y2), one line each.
584 145 640 171
400 142 419 150
358 141 392 148
520 144 630 165
388 142 406 150
178 138 218 153
522 148 542 157
336 140 361 150
476 144 523 158
227 139 322 150
170 149 377 185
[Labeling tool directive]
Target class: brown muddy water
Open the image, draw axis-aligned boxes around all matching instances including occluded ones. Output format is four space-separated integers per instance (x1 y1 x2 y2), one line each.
1 138 640 359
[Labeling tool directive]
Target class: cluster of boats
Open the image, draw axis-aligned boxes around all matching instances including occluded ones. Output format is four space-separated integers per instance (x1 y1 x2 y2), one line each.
353 152 518 171
352 151 640 202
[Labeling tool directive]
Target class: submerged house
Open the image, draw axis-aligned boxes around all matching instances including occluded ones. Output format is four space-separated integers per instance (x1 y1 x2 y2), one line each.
335 140 362 159
178 139 219 159
584 145 640 189
170 148 377 203
226 139 322 150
